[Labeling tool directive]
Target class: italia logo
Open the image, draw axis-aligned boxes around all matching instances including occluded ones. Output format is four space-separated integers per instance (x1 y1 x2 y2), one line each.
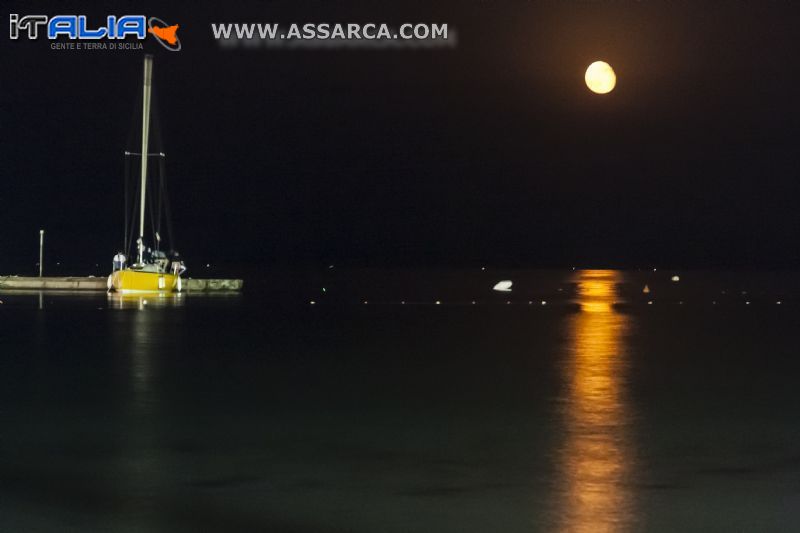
9 14 181 51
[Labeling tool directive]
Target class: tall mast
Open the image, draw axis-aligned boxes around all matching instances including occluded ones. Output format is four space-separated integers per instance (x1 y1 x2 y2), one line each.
138 54 153 265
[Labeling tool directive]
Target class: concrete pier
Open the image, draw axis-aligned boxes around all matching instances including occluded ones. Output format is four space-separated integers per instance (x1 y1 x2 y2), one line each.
0 276 243 292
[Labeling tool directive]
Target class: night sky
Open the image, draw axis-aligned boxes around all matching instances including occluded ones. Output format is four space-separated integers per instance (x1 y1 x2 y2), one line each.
3 1 800 274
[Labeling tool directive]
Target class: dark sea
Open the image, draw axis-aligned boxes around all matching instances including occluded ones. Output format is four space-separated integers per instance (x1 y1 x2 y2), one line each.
2 269 800 532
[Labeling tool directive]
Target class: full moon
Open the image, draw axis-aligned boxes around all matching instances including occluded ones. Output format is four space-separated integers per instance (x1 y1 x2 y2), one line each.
585 61 617 94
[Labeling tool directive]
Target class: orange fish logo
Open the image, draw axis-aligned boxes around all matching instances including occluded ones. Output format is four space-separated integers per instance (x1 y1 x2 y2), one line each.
147 17 181 51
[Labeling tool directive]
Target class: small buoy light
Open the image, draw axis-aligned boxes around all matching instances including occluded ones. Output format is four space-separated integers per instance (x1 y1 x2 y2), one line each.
671 275 680 282
541 300 547 305
435 300 441 305
310 301 316 305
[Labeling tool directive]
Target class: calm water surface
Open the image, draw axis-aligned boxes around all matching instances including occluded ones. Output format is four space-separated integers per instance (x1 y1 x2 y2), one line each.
2 269 800 532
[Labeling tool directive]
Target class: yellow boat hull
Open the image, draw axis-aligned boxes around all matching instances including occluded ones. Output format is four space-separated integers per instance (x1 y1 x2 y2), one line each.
108 269 181 293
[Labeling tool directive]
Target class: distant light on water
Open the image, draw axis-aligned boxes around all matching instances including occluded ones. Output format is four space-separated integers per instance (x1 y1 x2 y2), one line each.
493 280 513 292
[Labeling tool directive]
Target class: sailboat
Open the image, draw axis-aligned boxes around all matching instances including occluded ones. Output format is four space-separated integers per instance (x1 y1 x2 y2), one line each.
108 55 183 293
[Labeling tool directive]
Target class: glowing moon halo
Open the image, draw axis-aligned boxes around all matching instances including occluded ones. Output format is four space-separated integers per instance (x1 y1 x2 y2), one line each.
585 61 616 94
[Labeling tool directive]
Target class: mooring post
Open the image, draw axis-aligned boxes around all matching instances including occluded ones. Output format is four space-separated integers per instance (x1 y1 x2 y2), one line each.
39 229 44 277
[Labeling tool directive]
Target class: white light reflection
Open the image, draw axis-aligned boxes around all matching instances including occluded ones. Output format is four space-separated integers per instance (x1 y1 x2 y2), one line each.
107 293 184 510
